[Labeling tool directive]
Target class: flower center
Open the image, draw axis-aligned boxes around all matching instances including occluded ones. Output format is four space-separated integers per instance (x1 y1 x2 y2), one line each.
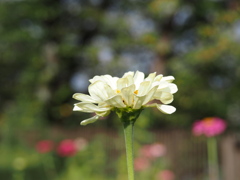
134 90 138 94
116 90 121 94
203 118 214 126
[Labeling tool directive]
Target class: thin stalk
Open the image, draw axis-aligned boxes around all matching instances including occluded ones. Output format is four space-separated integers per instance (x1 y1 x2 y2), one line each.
123 120 135 180
207 137 220 180
116 108 142 180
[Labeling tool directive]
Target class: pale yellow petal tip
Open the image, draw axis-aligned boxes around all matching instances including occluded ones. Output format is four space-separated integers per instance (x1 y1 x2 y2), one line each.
168 107 176 114
80 121 89 126
80 115 99 125
162 76 175 82
73 105 82 111
72 93 78 99
156 104 176 114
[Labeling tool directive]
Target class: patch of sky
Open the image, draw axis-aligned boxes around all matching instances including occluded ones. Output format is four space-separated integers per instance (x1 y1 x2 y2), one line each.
91 35 111 47
233 20 240 41
126 11 155 38
70 72 90 92
209 75 230 90
61 0 82 14
120 48 155 73
173 5 192 27
98 47 113 64
172 29 196 54
21 20 44 39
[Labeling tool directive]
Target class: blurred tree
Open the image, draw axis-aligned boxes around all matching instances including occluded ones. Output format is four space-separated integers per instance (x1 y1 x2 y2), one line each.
0 0 239 134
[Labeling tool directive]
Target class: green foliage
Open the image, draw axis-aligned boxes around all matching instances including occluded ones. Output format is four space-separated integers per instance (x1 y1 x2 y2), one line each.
1 0 240 130
0 0 239 179
0 131 173 180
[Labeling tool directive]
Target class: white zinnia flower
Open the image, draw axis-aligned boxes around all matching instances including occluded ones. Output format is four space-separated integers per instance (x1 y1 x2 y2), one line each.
73 71 178 125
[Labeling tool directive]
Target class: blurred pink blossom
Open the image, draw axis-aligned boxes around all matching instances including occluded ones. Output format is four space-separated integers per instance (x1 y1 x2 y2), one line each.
35 140 54 154
192 117 227 137
156 170 175 180
57 139 78 157
140 143 166 159
134 157 151 171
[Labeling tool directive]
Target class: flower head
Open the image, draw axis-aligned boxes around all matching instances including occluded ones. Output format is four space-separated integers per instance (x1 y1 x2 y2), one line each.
73 71 178 125
156 170 175 180
134 157 151 171
35 140 54 154
57 139 78 157
139 143 166 159
192 117 227 137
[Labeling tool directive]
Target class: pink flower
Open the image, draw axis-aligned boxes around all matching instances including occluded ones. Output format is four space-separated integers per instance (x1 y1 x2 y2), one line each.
57 139 78 157
156 170 175 180
192 117 227 137
134 157 151 171
140 143 166 159
35 140 54 154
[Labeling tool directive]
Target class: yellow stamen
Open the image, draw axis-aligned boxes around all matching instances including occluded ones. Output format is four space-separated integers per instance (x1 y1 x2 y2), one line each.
134 90 138 94
203 117 214 126
116 90 121 93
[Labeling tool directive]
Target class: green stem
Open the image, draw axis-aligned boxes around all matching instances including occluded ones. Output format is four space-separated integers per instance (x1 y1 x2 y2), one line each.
123 120 135 180
116 108 142 180
207 137 220 180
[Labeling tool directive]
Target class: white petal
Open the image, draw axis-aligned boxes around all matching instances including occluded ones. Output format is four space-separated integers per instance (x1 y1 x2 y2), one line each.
96 110 110 117
122 71 134 78
133 95 146 109
157 87 170 93
89 81 115 101
105 95 126 108
168 83 178 94
74 102 110 112
123 74 134 86
151 75 163 88
89 75 102 83
121 84 135 106
142 86 158 105
157 82 178 94
153 74 163 82
133 71 145 89
145 103 176 114
89 75 118 89
153 90 173 104
72 93 97 103
161 76 175 82
138 81 151 96
98 101 109 107
159 92 174 104
145 72 156 82
157 81 170 90
117 77 129 90
73 105 83 111
89 75 103 82
101 75 118 89
156 104 176 114
80 115 99 125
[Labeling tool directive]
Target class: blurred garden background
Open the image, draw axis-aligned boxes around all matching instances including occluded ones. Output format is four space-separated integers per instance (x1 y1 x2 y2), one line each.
1 0 240 179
